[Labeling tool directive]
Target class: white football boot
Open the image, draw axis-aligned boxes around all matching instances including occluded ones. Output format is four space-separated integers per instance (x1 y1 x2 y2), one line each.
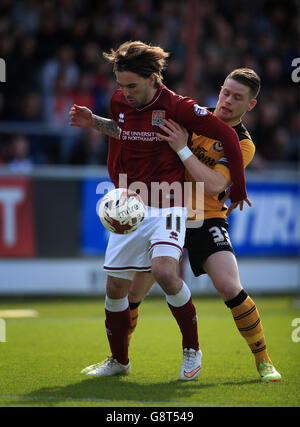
81 356 130 377
180 348 202 381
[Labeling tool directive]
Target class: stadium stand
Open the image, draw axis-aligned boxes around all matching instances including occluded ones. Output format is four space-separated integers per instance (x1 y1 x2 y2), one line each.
0 0 298 168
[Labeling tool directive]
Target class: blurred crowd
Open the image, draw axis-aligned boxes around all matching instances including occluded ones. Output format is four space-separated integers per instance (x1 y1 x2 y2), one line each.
0 0 299 170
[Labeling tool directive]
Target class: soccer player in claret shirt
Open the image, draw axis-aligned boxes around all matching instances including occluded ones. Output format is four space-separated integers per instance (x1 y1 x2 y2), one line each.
122 68 281 383
69 41 249 381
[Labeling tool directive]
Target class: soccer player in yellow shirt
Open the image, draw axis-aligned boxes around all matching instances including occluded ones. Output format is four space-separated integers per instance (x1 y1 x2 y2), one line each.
125 68 281 383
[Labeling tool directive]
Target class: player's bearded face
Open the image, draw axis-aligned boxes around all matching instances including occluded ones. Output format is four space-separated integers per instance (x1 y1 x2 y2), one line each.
115 71 156 109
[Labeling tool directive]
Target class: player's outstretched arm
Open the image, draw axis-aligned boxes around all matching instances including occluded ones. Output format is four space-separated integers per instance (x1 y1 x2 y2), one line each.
156 119 229 196
69 104 121 139
176 101 247 202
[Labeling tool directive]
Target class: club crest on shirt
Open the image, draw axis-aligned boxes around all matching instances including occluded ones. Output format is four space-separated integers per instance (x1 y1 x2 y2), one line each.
213 141 223 152
152 110 166 126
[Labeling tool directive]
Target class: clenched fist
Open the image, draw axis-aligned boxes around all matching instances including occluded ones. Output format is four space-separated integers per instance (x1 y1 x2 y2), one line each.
69 104 94 128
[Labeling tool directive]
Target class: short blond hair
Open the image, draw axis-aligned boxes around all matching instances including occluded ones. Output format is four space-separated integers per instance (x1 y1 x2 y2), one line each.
225 68 261 99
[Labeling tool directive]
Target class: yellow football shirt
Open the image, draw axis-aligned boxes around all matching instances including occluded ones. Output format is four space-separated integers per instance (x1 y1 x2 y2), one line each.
186 117 255 221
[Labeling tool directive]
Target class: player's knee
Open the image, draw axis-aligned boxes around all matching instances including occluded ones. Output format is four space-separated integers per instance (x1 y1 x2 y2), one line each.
152 267 179 294
214 277 242 302
106 275 130 298
153 268 173 285
151 256 181 293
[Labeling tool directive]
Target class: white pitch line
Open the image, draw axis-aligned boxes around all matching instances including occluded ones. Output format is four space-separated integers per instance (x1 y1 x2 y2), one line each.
0 310 39 318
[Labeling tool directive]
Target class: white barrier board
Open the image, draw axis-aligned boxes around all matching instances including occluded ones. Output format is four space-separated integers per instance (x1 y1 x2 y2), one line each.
0 258 298 295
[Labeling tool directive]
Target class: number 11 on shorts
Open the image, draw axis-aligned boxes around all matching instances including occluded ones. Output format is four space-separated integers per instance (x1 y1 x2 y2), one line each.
166 214 181 232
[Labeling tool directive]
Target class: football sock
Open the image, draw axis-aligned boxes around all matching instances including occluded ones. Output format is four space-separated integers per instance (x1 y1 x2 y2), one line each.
165 281 191 307
225 289 272 369
128 302 141 344
166 282 199 351
105 296 131 365
105 295 129 312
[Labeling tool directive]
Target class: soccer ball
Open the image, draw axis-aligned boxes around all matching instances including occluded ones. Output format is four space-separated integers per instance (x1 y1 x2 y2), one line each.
98 188 145 234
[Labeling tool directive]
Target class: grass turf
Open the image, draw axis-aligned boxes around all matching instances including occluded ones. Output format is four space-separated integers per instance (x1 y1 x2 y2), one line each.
0 295 299 407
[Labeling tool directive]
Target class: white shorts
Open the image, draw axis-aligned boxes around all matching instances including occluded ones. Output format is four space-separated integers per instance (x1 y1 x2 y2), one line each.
104 206 187 280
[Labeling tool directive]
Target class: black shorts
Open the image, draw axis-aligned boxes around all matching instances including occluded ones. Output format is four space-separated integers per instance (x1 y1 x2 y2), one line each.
184 218 235 277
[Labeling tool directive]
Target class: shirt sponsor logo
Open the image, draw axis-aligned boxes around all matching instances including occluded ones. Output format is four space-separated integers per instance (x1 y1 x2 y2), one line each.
193 104 208 116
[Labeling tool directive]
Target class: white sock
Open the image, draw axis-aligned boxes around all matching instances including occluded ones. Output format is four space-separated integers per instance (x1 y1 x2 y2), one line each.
165 281 191 307
105 295 129 312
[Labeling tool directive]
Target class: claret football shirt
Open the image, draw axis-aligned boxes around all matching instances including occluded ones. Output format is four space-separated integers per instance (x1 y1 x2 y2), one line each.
108 84 246 207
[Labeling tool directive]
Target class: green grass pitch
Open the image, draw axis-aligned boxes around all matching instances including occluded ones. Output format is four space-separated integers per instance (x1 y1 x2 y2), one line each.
0 295 299 407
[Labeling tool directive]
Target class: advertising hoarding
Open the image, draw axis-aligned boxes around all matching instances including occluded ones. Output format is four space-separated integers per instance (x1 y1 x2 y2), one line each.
0 177 35 257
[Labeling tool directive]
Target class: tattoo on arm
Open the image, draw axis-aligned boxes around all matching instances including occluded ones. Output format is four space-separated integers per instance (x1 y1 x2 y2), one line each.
92 114 121 139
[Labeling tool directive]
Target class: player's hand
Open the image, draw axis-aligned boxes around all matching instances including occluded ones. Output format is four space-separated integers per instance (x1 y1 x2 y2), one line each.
156 119 189 152
69 104 94 128
219 190 252 216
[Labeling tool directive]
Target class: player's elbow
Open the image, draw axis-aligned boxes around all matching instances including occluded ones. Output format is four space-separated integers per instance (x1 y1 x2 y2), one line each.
204 184 223 197
204 173 229 197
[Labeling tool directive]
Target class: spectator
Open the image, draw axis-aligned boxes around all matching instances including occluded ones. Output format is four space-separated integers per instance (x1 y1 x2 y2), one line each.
0 0 298 166
70 128 108 166
72 72 96 112
12 92 42 122
7 134 33 173
40 44 79 122
51 71 74 126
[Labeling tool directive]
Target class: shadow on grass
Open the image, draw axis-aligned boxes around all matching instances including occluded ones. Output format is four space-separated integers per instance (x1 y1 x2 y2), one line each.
13 376 260 406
